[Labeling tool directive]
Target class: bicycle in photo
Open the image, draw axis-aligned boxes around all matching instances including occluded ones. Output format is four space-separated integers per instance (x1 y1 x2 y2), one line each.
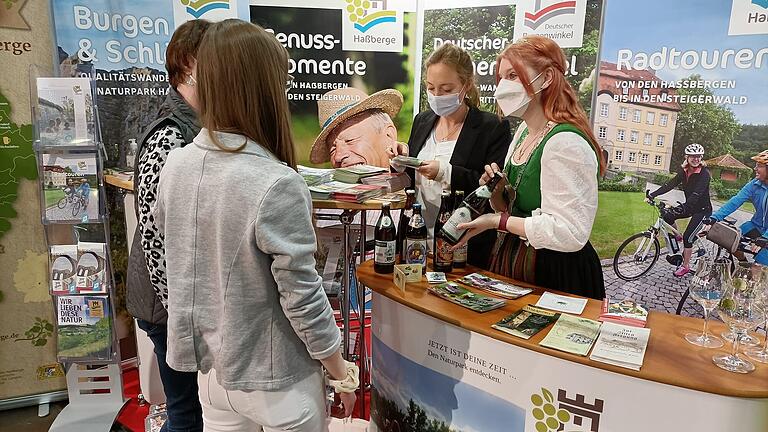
56 187 78 209
71 192 89 217
675 221 768 315
613 192 715 281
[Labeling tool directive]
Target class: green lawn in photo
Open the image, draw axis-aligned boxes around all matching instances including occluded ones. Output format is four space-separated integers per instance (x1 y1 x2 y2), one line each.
713 199 756 214
591 191 692 259
44 188 65 208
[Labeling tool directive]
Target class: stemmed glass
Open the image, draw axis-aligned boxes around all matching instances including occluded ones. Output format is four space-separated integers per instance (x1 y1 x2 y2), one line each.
713 263 764 373
721 264 765 346
744 280 768 364
684 258 728 348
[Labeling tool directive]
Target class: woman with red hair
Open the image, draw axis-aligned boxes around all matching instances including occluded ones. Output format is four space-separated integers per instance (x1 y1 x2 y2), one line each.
455 35 605 299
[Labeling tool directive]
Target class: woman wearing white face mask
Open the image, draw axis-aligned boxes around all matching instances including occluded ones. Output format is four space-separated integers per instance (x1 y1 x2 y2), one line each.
454 36 606 299
398 43 510 269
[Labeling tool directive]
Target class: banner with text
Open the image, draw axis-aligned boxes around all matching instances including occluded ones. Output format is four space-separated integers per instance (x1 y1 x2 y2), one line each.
250 0 418 167
417 0 603 114
370 293 768 432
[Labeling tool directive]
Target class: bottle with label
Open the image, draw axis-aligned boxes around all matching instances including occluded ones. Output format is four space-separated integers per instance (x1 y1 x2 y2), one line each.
433 190 453 272
374 202 397 274
441 172 504 246
452 190 468 268
397 189 417 263
404 203 428 273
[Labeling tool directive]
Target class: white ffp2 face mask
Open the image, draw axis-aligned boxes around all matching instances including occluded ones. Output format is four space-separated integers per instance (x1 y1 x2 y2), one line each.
494 71 545 118
427 91 463 117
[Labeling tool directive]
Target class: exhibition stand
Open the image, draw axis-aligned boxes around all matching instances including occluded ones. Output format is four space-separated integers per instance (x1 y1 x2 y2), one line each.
356 260 768 432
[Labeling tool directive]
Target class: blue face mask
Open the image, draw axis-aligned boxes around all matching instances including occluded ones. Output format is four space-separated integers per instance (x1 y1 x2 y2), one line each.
427 90 463 117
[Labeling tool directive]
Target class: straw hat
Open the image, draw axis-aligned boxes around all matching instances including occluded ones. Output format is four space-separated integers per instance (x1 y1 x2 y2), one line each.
310 87 403 164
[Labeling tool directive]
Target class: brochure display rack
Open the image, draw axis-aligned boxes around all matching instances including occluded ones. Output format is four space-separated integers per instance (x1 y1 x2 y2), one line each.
29 66 126 432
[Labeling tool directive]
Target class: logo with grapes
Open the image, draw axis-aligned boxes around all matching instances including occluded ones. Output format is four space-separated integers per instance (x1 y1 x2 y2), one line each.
344 0 397 33
530 388 571 432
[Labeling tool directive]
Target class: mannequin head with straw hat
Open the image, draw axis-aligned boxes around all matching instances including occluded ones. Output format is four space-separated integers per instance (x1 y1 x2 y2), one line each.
311 87 406 168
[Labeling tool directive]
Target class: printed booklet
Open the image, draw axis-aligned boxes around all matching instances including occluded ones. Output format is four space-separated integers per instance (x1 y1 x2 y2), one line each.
589 322 651 371
539 314 601 356
36 77 95 146
492 305 560 339
41 153 99 223
50 244 78 295
599 298 649 328
428 282 506 313
76 242 108 294
56 296 112 360
458 273 533 299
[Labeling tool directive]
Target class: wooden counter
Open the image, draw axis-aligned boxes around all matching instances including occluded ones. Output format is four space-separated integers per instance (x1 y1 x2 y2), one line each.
356 259 768 399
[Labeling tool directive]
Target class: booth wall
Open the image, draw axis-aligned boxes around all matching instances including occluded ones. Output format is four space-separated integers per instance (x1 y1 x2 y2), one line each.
0 0 67 400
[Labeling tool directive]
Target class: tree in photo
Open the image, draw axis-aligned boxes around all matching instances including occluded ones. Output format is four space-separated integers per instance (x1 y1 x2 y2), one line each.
671 74 741 169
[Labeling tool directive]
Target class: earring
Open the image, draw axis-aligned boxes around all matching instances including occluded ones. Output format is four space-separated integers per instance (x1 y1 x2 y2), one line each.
185 75 197 87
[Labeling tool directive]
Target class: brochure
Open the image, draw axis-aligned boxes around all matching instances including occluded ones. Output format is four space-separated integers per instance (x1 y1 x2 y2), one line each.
56 296 112 360
333 164 387 183
426 272 447 284
50 244 78 295
392 155 423 168
76 242 108 294
41 153 99 223
492 305 560 339
36 77 95 146
535 291 589 315
589 322 651 371
458 273 533 299
599 298 649 328
428 282 506 313
539 314 601 356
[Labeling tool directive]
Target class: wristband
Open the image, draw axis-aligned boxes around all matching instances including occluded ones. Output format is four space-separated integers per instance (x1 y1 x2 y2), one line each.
326 360 360 394
498 212 510 232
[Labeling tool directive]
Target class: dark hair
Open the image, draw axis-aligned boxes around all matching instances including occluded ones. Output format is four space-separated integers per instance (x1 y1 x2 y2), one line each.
197 19 296 168
166 19 212 88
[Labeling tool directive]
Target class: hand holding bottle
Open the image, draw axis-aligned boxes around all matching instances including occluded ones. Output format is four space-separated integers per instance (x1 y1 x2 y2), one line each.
480 163 508 212
451 213 500 249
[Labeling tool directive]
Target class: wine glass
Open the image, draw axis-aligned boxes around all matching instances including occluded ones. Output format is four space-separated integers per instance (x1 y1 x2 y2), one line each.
744 280 768 364
713 263 764 373
684 258 728 348
721 264 764 347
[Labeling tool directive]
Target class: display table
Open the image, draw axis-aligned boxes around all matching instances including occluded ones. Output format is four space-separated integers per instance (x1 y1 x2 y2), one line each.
356 260 768 432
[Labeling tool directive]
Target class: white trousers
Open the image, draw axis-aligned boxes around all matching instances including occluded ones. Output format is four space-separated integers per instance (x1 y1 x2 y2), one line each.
198 368 328 432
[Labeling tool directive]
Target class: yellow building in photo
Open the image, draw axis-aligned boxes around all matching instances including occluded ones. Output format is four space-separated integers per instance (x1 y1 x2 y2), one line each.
594 62 681 174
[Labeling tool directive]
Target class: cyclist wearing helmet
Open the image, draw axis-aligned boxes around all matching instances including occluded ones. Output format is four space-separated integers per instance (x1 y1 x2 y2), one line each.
76 179 90 208
646 143 712 277
708 150 768 265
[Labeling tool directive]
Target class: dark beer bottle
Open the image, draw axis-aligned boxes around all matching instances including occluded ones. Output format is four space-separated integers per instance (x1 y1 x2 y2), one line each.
397 189 416 262
433 191 453 272
441 172 504 246
374 203 396 274
404 203 428 273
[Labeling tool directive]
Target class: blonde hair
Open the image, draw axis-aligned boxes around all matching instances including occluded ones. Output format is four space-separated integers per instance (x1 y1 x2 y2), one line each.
425 43 480 108
196 19 296 168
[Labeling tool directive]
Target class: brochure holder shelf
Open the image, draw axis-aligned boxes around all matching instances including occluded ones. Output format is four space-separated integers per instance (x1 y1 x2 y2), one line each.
29 65 126 432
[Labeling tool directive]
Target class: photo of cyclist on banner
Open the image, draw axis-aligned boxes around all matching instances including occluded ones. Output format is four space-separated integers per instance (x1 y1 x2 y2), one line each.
704 150 768 265
646 143 712 277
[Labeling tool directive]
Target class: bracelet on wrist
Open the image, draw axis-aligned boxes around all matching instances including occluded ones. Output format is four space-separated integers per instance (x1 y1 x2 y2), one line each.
498 212 510 232
326 360 360 393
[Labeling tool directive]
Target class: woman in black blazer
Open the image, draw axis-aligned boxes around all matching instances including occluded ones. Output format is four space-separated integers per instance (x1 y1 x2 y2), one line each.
401 43 510 269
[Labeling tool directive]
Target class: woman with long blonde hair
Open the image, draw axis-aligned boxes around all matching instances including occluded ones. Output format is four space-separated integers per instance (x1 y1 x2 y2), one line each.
455 35 605 299
154 19 355 431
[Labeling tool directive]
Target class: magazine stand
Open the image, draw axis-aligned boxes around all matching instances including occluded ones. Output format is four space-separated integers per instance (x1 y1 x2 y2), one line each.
29 66 126 432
